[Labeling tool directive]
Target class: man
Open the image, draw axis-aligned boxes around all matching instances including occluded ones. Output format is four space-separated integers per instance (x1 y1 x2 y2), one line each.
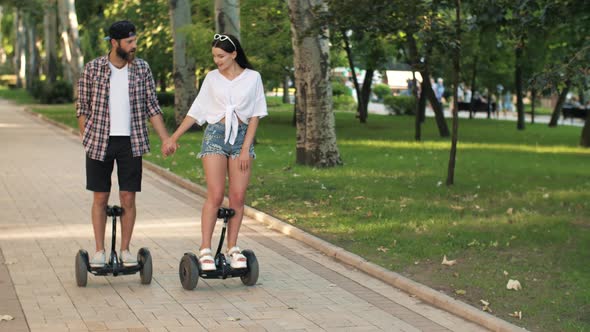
76 20 175 267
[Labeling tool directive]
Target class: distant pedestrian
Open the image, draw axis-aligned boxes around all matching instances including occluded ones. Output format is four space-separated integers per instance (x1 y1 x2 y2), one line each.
503 91 513 113
435 78 445 103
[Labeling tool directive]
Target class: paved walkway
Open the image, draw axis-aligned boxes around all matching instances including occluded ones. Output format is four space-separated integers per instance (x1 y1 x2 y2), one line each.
0 100 487 332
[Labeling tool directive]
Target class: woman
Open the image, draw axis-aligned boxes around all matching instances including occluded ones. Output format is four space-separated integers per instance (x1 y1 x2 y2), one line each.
163 33 267 270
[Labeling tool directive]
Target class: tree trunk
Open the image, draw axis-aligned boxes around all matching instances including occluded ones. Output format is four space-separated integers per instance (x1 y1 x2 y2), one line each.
25 14 38 92
44 0 58 83
418 82 427 123
170 0 198 126
515 42 525 130
469 54 478 119
282 73 290 104
0 7 6 66
341 30 365 122
548 81 570 127
14 9 25 88
358 68 373 123
422 72 449 136
447 0 461 186
287 0 341 167
530 87 536 124
215 0 240 40
57 0 83 99
407 33 449 137
580 112 590 147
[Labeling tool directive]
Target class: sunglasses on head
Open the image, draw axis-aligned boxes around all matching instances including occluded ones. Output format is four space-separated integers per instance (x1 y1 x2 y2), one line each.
213 34 236 51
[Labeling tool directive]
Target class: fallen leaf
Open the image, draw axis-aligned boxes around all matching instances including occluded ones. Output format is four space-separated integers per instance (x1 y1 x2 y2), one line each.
377 246 389 253
480 299 492 312
503 270 509 276
353 196 366 200
508 311 523 319
455 289 466 295
0 315 14 321
506 279 522 291
441 255 457 266
506 208 513 215
450 205 465 211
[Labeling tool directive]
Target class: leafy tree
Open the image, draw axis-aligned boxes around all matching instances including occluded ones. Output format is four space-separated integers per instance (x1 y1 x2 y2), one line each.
241 0 293 99
103 0 173 92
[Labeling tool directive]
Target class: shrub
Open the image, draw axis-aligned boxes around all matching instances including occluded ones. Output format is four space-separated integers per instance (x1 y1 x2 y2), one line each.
332 81 352 97
161 107 177 131
33 80 73 104
333 94 356 112
157 92 175 107
372 84 391 102
266 96 283 107
383 95 416 115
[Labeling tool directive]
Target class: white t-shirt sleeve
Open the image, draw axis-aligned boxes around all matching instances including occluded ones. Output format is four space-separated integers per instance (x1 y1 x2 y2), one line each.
186 74 211 125
251 73 268 119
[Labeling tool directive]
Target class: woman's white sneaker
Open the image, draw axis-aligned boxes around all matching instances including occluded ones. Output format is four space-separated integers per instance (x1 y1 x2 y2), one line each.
121 250 138 267
90 250 106 267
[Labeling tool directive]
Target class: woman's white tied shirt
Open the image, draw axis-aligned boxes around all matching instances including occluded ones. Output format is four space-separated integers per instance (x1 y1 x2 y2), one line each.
187 68 268 145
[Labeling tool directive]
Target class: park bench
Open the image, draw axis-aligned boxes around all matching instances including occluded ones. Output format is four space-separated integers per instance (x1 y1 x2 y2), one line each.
562 106 588 122
457 100 497 118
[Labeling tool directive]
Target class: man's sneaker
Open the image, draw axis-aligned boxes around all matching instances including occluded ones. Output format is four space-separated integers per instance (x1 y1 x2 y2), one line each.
121 250 138 267
90 250 106 268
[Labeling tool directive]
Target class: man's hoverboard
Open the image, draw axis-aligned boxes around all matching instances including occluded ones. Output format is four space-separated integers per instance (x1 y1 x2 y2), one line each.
178 207 259 290
75 205 152 287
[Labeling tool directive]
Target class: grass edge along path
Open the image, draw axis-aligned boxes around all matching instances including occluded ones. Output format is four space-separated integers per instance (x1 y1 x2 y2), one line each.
21 96 590 332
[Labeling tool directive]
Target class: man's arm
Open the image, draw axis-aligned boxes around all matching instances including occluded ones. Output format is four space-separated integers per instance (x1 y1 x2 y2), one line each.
149 114 169 141
76 62 91 140
77 115 86 139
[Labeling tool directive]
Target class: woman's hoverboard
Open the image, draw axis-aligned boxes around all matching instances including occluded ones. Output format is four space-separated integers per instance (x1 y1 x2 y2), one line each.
75 205 153 287
178 207 259 290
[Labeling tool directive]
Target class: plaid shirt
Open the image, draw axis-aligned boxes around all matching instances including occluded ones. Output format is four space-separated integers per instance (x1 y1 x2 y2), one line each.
76 55 162 161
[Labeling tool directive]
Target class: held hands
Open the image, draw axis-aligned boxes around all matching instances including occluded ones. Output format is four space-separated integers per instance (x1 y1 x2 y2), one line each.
161 138 179 157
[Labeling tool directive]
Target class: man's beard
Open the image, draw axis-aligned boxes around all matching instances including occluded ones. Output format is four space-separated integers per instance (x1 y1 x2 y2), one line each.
116 46 135 62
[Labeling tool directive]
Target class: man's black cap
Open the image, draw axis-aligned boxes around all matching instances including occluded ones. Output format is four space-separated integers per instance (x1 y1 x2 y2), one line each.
104 20 136 40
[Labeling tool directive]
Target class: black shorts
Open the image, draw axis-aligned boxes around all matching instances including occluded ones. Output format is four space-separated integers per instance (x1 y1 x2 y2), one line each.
86 136 142 192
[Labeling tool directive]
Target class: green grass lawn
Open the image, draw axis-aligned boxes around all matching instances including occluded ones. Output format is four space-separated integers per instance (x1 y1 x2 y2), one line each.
0 85 37 104
22 92 590 332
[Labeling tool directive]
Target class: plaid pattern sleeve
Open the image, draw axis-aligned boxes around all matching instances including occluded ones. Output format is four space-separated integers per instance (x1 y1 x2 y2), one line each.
77 56 111 161
77 56 163 161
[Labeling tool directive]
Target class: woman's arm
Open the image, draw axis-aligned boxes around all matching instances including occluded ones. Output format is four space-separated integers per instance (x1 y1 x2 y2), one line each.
237 116 259 171
162 115 198 156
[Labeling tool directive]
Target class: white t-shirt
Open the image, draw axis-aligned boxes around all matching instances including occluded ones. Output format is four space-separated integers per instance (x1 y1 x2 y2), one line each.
187 68 268 145
108 62 131 136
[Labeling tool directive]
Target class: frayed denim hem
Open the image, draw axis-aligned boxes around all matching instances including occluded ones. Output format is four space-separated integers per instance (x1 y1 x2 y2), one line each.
197 152 256 159
230 152 256 160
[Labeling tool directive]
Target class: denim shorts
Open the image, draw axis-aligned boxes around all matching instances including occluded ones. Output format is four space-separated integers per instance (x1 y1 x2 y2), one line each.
198 122 256 159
